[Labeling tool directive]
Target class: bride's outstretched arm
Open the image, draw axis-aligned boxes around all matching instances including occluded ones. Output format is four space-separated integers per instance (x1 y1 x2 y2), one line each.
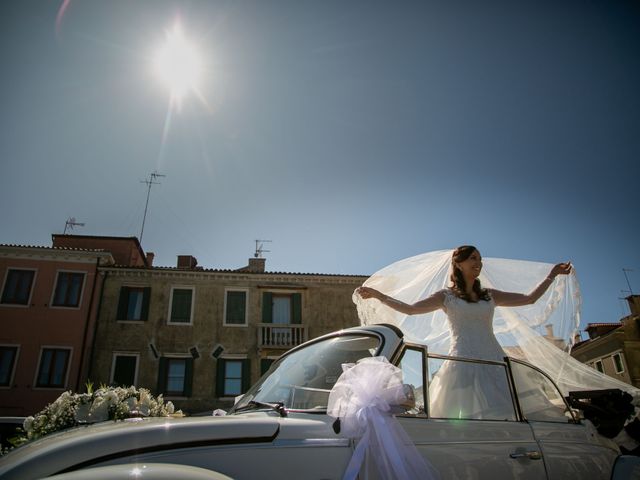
356 287 445 315
491 262 572 307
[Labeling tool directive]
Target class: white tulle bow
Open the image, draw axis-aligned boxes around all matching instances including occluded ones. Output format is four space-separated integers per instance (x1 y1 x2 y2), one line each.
327 357 440 480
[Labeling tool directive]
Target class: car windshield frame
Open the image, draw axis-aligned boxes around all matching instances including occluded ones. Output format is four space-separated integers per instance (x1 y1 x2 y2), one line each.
229 332 384 414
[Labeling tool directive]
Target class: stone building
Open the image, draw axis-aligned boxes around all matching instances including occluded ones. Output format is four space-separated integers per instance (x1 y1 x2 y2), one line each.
571 295 640 388
89 255 367 413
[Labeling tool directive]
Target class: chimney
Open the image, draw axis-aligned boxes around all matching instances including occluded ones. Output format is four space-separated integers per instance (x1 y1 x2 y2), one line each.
247 257 266 273
627 295 640 316
146 252 155 266
177 255 198 269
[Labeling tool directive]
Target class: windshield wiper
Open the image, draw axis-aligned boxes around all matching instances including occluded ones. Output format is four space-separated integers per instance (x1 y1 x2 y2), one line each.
233 400 287 417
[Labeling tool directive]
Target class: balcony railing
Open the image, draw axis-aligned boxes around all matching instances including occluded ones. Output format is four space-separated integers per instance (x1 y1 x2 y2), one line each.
258 323 307 349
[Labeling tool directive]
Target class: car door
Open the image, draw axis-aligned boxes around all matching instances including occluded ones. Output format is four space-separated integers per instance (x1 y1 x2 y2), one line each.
396 346 548 479
509 360 619 479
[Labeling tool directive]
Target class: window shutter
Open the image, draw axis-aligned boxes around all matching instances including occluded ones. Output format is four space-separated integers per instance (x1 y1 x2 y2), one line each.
216 359 225 397
241 359 251 393
262 292 273 323
141 287 151 321
292 293 302 324
157 357 167 394
117 287 129 320
184 358 194 397
260 358 274 376
226 291 246 324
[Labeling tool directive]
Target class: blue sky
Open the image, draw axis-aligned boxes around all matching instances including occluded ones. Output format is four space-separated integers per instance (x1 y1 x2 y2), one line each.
1 0 639 333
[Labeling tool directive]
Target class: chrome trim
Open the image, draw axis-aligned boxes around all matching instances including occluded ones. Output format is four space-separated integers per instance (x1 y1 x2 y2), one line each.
272 438 351 447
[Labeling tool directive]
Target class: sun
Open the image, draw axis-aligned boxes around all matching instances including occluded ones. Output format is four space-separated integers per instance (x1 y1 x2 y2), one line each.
153 23 203 106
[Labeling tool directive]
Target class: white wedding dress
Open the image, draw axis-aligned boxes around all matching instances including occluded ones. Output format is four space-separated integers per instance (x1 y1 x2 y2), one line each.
428 289 514 419
353 250 640 404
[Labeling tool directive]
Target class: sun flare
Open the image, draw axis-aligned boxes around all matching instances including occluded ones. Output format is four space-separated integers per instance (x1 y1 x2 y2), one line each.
153 23 203 105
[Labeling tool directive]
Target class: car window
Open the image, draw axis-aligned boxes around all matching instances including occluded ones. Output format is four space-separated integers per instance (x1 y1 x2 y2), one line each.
232 334 381 412
510 361 571 423
428 356 516 421
397 347 425 415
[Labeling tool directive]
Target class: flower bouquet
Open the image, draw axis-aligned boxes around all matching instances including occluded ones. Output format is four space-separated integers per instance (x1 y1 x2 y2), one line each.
3 383 182 453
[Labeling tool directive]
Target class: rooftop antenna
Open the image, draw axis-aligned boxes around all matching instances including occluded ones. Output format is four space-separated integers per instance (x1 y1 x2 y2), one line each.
254 239 272 258
139 171 165 244
622 268 635 296
64 217 85 234
619 292 631 317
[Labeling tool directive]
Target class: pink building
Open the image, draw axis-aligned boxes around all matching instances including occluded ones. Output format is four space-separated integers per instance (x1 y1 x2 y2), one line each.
0 235 146 416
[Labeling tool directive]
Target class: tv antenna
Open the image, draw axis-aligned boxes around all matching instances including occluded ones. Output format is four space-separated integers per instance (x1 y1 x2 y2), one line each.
64 217 85 234
619 291 632 316
254 239 272 258
622 268 635 296
139 171 165 244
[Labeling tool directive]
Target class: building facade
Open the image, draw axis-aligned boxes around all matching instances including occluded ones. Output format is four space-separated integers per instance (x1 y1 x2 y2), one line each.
89 256 366 413
571 295 640 388
0 244 114 416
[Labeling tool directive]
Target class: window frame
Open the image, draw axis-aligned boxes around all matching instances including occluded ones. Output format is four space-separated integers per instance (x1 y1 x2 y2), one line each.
612 351 625 374
167 286 195 325
261 290 302 324
216 356 250 398
116 285 151 322
157 355 193 398
594 359 604 373
34 346 72 389
394 344 429 418
50 270 86 309
110 352 140 387
1 268 37 307
0 344 20 388
223 288 249 327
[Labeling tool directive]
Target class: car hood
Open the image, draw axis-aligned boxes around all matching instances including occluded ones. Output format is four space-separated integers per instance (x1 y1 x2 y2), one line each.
0 413 281 480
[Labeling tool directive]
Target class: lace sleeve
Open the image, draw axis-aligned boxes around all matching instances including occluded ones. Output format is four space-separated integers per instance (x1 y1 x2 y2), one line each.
441 289 454 312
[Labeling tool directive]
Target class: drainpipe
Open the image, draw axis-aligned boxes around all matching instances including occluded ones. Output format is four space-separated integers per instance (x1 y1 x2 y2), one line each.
87 269 109 386
75 257 102 392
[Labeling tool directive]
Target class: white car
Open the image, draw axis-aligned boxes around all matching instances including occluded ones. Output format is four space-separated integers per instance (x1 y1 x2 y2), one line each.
1 324 638 479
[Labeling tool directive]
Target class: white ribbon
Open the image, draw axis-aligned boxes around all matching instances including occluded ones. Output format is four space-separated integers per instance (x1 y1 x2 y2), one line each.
327 357 440 480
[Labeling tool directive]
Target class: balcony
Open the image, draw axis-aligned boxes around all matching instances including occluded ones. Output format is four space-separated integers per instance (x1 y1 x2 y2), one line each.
258 323 307 349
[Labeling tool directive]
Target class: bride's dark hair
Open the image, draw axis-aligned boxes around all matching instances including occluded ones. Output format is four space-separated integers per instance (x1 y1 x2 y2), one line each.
450 245 491 302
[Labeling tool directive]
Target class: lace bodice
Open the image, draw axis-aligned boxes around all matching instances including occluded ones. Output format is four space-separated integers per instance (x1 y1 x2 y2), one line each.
442 289 505 361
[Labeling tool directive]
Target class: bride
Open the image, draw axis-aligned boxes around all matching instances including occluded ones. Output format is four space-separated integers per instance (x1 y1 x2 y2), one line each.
357 245 572 418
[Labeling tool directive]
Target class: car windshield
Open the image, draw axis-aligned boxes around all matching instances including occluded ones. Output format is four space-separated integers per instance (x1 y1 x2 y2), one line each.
230 334 381 413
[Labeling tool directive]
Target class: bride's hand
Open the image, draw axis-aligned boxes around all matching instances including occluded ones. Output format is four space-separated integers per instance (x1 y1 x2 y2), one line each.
549 262 572 278
357 286 383 300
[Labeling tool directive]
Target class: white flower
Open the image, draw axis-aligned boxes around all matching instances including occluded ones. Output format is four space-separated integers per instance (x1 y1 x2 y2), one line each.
88 397 109 423
23 416 34 433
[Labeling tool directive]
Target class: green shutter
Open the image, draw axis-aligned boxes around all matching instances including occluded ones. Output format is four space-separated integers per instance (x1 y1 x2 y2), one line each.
215 360 225 397
292 293 302 324
117 287 129 320
226 291 246 324
260 358 274 376
140 287 151 321
184 358 194 397
241 359 251 393
262 292 273 323
171 289 192 322
156 357 167 394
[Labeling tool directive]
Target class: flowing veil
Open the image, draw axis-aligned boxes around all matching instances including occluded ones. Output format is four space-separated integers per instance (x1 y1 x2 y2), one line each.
353 249 639 399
